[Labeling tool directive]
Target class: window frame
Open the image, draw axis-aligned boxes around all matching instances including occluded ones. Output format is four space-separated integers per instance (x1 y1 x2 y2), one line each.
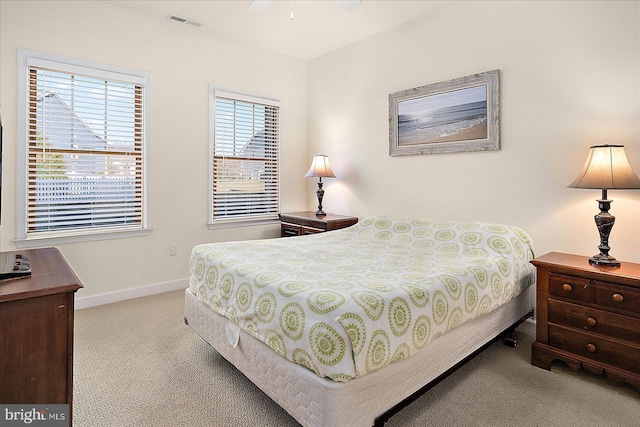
16 49 152 247
208 86 281 229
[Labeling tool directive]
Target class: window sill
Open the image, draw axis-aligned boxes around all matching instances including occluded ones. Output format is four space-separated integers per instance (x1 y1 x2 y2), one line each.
207 218 279 230
14 228 153 248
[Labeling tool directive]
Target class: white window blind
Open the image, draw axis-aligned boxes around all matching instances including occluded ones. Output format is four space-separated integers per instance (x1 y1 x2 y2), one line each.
22 56 147 238
211 90 280 223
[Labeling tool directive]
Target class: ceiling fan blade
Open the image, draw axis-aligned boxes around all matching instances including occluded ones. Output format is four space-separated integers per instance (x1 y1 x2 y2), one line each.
249 0 273 11
336 0 363 12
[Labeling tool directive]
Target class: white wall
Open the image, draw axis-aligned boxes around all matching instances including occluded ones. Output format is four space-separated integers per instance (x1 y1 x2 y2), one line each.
308 0 640 264
0 0 309 301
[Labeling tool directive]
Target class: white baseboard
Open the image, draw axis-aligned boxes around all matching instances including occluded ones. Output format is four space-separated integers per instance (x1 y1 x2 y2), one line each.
75 278 189 310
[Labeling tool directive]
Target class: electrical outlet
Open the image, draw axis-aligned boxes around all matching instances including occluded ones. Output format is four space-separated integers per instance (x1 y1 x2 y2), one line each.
169 245 177 256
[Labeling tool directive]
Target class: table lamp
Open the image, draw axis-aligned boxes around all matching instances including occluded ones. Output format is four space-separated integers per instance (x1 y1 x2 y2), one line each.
305 155 336 216
568 144 640 266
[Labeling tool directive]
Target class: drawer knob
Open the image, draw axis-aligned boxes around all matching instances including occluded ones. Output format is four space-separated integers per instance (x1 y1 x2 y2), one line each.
612 293 624 303
586 317 597 327
586 343 597 353
562 284 573 292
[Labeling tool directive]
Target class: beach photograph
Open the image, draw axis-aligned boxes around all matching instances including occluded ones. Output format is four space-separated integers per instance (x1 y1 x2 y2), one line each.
397 85 488 146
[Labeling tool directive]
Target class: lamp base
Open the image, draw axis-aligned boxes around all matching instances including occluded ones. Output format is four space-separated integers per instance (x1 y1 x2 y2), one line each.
589 254 620 267
314 180 326 217
589 197 620 267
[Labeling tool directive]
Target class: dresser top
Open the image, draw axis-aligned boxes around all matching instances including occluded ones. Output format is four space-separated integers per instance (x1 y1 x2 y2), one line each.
0 247 83 303
532 252 640 282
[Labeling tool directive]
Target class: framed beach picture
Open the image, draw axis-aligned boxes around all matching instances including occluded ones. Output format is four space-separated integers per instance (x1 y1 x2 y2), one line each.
389 70 499 156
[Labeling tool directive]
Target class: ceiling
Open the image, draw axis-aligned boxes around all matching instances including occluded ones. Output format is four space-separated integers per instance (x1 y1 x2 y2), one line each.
101 0 448 60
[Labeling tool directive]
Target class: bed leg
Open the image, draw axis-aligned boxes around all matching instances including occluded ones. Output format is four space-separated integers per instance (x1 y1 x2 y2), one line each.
502 330 517 348
527 307 535 320
501 307 534 348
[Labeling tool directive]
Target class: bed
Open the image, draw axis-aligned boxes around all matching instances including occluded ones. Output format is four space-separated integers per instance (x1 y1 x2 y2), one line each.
184 216 536 426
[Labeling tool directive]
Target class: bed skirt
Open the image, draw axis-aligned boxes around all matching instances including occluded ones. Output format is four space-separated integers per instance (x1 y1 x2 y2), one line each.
184 288 532 427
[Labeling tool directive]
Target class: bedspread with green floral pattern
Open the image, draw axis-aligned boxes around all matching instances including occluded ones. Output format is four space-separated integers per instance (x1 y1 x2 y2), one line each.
189 216 535 382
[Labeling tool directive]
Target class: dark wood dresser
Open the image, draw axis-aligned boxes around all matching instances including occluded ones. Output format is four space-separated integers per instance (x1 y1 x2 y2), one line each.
531 252 640 391
279 211 358 237
0 247 83 412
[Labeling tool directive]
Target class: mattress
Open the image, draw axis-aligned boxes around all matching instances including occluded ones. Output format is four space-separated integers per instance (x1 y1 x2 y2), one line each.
188 216 535 381
184 287 533 427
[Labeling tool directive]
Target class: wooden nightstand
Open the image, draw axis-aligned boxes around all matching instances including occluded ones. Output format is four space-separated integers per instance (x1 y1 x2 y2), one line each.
531 252 640 391
278 211 358 237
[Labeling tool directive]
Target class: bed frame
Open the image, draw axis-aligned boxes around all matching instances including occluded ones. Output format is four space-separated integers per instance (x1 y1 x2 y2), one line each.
184 288 533 427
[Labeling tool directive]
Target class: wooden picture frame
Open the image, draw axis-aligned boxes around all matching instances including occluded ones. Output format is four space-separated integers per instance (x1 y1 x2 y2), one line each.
389 70 499 156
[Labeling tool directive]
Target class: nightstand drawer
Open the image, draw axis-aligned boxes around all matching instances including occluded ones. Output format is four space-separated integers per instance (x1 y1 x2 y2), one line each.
548 299 640 345
301 226 324 235
594 281 640 315
279 212 358 237
549 273 590 303
281 222 301 237
549 324 640 374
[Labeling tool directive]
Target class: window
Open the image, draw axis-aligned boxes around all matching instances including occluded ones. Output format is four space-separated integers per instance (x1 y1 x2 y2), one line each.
17 50 150 243
210 89 280 225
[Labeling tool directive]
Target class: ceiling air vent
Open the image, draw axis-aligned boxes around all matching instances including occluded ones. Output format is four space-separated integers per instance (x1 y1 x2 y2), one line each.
167 14 202 27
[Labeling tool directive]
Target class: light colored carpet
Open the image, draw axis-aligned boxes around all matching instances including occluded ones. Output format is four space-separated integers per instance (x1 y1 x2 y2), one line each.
73 290 638 426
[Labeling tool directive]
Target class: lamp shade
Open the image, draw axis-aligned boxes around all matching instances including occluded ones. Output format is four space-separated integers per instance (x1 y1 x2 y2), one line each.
568 145 640 190
305 155 336 178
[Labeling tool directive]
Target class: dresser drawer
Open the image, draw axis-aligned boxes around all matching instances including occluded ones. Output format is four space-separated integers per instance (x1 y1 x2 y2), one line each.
549 273 590 303
594 281 640 315
549 324 640 374
548 299 640 345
